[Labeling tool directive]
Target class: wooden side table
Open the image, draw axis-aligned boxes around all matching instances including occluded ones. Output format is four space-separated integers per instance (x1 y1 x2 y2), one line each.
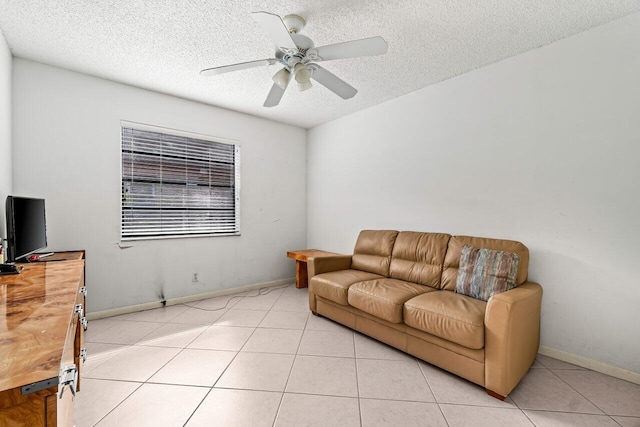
287 249 341 289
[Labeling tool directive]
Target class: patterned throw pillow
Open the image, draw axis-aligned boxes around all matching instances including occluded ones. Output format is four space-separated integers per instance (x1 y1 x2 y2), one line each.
455 245 520 301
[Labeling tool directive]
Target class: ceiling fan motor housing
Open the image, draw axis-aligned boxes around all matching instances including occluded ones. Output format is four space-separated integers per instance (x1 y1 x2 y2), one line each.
283 14 305 33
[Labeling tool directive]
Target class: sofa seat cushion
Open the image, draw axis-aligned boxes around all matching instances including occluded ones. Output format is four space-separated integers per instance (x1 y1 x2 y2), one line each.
310 270 384 306
403 291 487 349
348 279 434 324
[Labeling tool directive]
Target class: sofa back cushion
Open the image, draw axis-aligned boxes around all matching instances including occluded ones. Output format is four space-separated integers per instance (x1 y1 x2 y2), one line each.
351 230 399 276
441 235 529 291
389 231 452 288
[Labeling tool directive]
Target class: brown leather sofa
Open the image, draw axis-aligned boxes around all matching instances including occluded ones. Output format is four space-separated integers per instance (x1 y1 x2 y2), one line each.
308 230 542 400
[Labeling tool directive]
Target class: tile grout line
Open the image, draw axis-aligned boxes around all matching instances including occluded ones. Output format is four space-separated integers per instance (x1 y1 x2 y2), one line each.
610 416 627 427
514 406 536 426
271 305 310 426
496 360 620 425
475 365 605 424
508 366 578 418
209 349 243 389
522 408 630 426
534 356 623 420
545 366 609 416
182 387 215 426
416 359 451 426
84 318 122 340
81 345 129 375
353 331 363 427
140 316 213 349
141 346 188 384
201 292 293 423
508 367 540 413
87 371 145 426
86 320 164 346
82 343 186 382
90 318 220 424
182 314 266 424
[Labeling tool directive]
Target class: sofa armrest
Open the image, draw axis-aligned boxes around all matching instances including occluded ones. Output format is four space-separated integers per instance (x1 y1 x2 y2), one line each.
484 282 543 398
308 255 352 278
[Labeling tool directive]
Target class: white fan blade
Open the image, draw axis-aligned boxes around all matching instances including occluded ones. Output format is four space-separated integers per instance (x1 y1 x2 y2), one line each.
310 65 357 99
308 36 388 61
200 59 276 76
264 83 286 107
252 11 298 51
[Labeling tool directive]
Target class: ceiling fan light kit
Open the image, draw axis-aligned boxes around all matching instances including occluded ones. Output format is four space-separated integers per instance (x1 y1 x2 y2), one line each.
297 79 313 92
294 63 313 91
200 11 388 107
272 67 291 89
294 63 311 82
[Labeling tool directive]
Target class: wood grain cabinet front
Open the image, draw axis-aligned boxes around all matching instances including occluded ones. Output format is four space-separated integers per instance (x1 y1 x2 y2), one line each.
0 251 86 427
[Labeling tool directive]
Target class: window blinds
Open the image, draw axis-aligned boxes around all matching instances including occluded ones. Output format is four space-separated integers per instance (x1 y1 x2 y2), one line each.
121 125 240 240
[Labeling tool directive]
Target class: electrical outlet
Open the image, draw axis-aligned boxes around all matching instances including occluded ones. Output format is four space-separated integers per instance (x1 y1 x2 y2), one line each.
192 273 198 282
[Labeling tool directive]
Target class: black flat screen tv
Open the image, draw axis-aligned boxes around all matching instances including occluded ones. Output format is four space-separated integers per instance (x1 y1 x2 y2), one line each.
5 196 48 263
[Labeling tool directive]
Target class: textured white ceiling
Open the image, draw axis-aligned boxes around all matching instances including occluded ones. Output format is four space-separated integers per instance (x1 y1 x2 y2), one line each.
1 1 639 129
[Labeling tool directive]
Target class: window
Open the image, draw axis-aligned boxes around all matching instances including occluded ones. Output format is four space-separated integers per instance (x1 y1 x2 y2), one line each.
121 122 240 240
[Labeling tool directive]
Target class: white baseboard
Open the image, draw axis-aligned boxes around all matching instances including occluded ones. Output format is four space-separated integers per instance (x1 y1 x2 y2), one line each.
539 345 640 385
87 277 295 321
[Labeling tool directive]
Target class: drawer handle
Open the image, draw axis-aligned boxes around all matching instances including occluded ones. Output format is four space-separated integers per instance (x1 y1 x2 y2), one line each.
74 304 83 317
81 316 88 331
79 286 87 297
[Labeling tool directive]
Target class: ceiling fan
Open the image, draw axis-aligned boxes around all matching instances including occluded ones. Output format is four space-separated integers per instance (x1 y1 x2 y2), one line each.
200 12 388 107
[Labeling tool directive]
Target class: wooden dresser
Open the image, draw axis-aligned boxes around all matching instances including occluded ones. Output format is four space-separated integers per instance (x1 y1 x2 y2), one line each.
0 252 86 427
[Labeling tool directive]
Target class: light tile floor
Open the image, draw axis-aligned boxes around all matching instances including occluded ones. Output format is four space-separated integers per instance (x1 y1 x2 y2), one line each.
75 283 640 427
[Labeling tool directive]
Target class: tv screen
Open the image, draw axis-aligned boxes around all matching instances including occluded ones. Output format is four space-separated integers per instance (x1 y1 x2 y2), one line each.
5 196 48 262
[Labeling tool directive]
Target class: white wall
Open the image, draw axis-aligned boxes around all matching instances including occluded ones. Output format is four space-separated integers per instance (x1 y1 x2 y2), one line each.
308 13 640 373
0 30 11 237
12 59 307 312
